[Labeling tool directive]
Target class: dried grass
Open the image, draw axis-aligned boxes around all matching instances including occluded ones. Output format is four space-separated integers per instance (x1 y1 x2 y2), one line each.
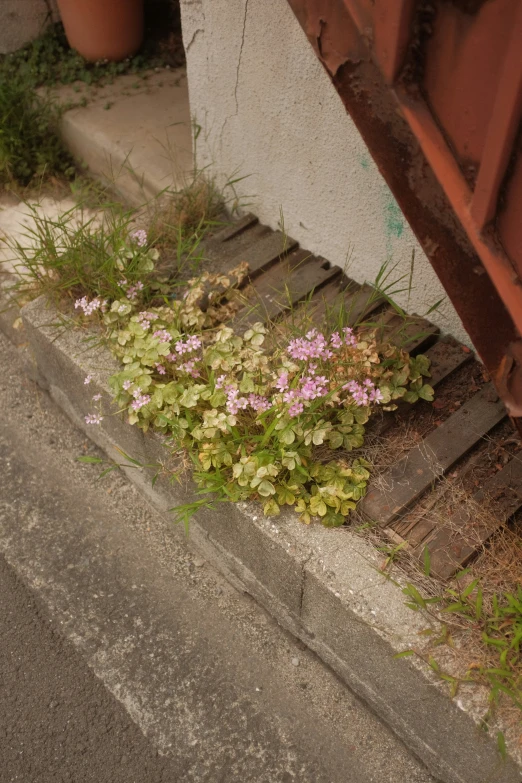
149 176 224 248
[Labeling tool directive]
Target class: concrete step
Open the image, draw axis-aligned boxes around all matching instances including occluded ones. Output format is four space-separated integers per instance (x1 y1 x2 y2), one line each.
53 70 194 206
0 330 436 783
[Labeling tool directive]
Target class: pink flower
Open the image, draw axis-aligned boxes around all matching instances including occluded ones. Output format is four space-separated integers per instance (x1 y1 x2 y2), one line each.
155 364 166 375
85 413 103 425
175 336 202 355
126 281 144 300
153 329 171 343
75 297 102 316
137 311 158 329
84 374 93 385
283 389 299 403
122 380 132 391
225 386 248 415
92 393 102 401
287 330 333 361
131 393 151 411
299 375 328 400
288 401 304 417
275 372 289 392
248 394 271 413
177 359 200 378
330 332 342 349
131 229 147 247
343 326 357 346
342 378 382 406
215 374 227 389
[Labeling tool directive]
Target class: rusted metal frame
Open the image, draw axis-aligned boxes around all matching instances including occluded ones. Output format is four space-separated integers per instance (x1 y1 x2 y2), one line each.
395 88 522 342
371 0 416 84
342 0 415 84
291 0 522 342
341 0 371 38
470 6 522 230
286 0 522 430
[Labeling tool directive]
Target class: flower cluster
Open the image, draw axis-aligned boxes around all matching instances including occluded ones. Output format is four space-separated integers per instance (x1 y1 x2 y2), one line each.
131 390 151 411
343 379 384 406
177 358 199 378
137 311 158 329
75 296 106 316
85 413 103 425
119 279 144 300
153 329 172 343
131 229 148 247
96 259 434 527
175 336 202 355
248 393 271 413
286 327 356 362
225 385 249 415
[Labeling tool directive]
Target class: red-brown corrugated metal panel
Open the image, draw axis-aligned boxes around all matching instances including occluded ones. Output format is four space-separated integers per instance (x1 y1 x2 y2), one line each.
286 0 522 430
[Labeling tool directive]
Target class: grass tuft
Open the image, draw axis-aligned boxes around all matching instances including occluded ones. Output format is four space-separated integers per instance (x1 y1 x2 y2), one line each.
0 82 75 187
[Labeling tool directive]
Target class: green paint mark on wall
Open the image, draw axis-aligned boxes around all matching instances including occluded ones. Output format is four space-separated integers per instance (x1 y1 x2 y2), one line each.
385 197 404 239
359 154 370 170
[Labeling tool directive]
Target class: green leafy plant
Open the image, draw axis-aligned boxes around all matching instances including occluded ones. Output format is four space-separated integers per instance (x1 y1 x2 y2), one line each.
399 571 522 715
69 235 434 527
7 201 210 309
0 80 75 186
0 23 173 93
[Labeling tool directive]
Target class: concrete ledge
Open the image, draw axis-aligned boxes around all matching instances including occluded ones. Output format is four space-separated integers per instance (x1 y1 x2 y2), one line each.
18 294 522 783
57 70 193 206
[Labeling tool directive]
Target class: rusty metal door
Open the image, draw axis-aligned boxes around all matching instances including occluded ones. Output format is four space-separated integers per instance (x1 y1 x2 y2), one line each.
287 0 522 427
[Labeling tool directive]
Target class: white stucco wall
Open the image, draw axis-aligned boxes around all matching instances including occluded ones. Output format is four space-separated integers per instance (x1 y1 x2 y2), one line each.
179 0 470 345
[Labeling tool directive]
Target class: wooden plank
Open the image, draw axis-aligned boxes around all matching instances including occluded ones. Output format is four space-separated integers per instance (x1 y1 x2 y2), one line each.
299 279 385 329
205 223 271 264
221 230 298 279
343 284 386 326
386 314 439 353
361 307 439 352
211 213 259 243
424 339 474 387
231 249 341 332
367 338 471 439
408 518 437 548
361 384 507 527
425 456 522 579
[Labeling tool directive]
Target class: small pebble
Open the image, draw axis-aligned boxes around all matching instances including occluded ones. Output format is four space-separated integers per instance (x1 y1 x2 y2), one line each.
291 657 300 667
193 557 205 568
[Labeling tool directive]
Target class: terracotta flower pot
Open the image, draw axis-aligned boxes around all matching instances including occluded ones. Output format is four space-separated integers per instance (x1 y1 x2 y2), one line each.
57 0 144 62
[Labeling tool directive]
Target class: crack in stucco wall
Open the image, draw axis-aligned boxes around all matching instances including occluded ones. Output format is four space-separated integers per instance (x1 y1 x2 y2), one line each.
220 0 250 155
185 27 203 53
234 0 249 116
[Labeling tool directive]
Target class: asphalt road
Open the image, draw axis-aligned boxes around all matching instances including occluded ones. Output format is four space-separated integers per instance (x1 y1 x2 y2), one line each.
0 551 179 783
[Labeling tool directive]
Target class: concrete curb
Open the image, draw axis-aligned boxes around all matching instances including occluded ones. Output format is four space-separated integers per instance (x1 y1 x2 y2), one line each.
18 294 522 783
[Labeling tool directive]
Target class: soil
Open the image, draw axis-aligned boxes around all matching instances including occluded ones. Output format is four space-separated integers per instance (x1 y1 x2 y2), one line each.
144 0 186 69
